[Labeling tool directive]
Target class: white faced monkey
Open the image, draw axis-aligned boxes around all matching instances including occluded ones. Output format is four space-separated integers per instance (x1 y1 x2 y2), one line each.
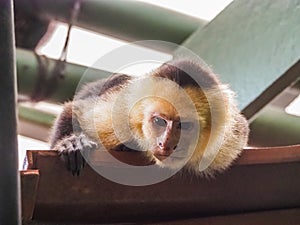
50 60 249 176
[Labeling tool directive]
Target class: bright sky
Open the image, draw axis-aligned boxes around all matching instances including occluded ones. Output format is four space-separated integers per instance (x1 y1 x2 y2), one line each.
137 0 233 20
286 95 300 117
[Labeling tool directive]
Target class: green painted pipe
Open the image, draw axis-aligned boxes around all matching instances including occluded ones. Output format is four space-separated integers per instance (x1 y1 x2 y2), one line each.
18 106 56 128
14 0 206 52
17 48 110 102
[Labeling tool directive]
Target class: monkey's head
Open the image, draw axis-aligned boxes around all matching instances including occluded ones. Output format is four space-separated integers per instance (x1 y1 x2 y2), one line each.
127 77 202 169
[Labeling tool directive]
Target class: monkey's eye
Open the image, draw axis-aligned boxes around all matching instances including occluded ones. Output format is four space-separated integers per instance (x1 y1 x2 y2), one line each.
178 122 194 130
153 117 167 127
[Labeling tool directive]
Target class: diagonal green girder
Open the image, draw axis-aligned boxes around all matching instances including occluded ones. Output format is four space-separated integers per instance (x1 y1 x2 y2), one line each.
177 0 300 120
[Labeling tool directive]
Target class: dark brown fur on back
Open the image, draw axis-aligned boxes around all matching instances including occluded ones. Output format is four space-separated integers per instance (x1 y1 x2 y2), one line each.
152 60 220 89
76 74 131 100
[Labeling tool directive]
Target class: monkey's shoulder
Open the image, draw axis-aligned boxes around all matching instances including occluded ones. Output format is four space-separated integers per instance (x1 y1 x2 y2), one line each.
75 74 132 100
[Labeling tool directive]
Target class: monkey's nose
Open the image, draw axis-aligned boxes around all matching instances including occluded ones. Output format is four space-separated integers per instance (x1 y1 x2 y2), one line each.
158 142 177 152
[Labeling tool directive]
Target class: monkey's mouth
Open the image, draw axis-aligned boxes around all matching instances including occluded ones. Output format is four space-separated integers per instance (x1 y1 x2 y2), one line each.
154 152 187 161
152 147 174 161
154 153 171 161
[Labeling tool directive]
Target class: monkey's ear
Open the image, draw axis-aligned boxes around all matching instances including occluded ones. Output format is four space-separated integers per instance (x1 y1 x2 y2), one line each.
152 59 220 89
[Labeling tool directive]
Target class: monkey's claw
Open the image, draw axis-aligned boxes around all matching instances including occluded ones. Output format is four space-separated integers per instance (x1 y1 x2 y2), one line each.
54 133 97 175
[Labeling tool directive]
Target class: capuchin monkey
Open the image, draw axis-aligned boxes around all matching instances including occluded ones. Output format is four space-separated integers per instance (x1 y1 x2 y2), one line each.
50 59 249 176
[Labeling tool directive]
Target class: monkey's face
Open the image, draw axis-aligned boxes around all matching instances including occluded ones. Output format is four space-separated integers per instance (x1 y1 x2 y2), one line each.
139 98 199 169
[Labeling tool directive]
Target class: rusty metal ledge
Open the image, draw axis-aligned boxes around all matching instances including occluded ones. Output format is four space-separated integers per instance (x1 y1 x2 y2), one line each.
23 145 300 223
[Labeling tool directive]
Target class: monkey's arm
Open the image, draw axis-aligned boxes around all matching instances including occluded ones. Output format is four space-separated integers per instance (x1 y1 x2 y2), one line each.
50 102 76 148
50 102 97 175
50 74 132 175
51 73 131 146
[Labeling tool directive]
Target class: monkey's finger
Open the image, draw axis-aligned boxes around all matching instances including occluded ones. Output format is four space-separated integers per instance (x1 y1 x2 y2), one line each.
62 140 76 173
89 141 98 150
61 152 70 171
58 151 71 171
75 150 84 175
68 150 77 175
81 151 87 169
57 142 72 171
80 136 98 150
55 140 69 156
73 137 85 175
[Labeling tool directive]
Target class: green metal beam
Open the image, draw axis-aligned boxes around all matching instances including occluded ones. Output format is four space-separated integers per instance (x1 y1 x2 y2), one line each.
0 0 21 224
249 106 300 147
178 0 300 120
18 105 56 128
14 0 206 52
17 48 110 102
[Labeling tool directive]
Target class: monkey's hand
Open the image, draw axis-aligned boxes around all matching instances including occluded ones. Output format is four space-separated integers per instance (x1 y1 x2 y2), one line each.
53 133 98 175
